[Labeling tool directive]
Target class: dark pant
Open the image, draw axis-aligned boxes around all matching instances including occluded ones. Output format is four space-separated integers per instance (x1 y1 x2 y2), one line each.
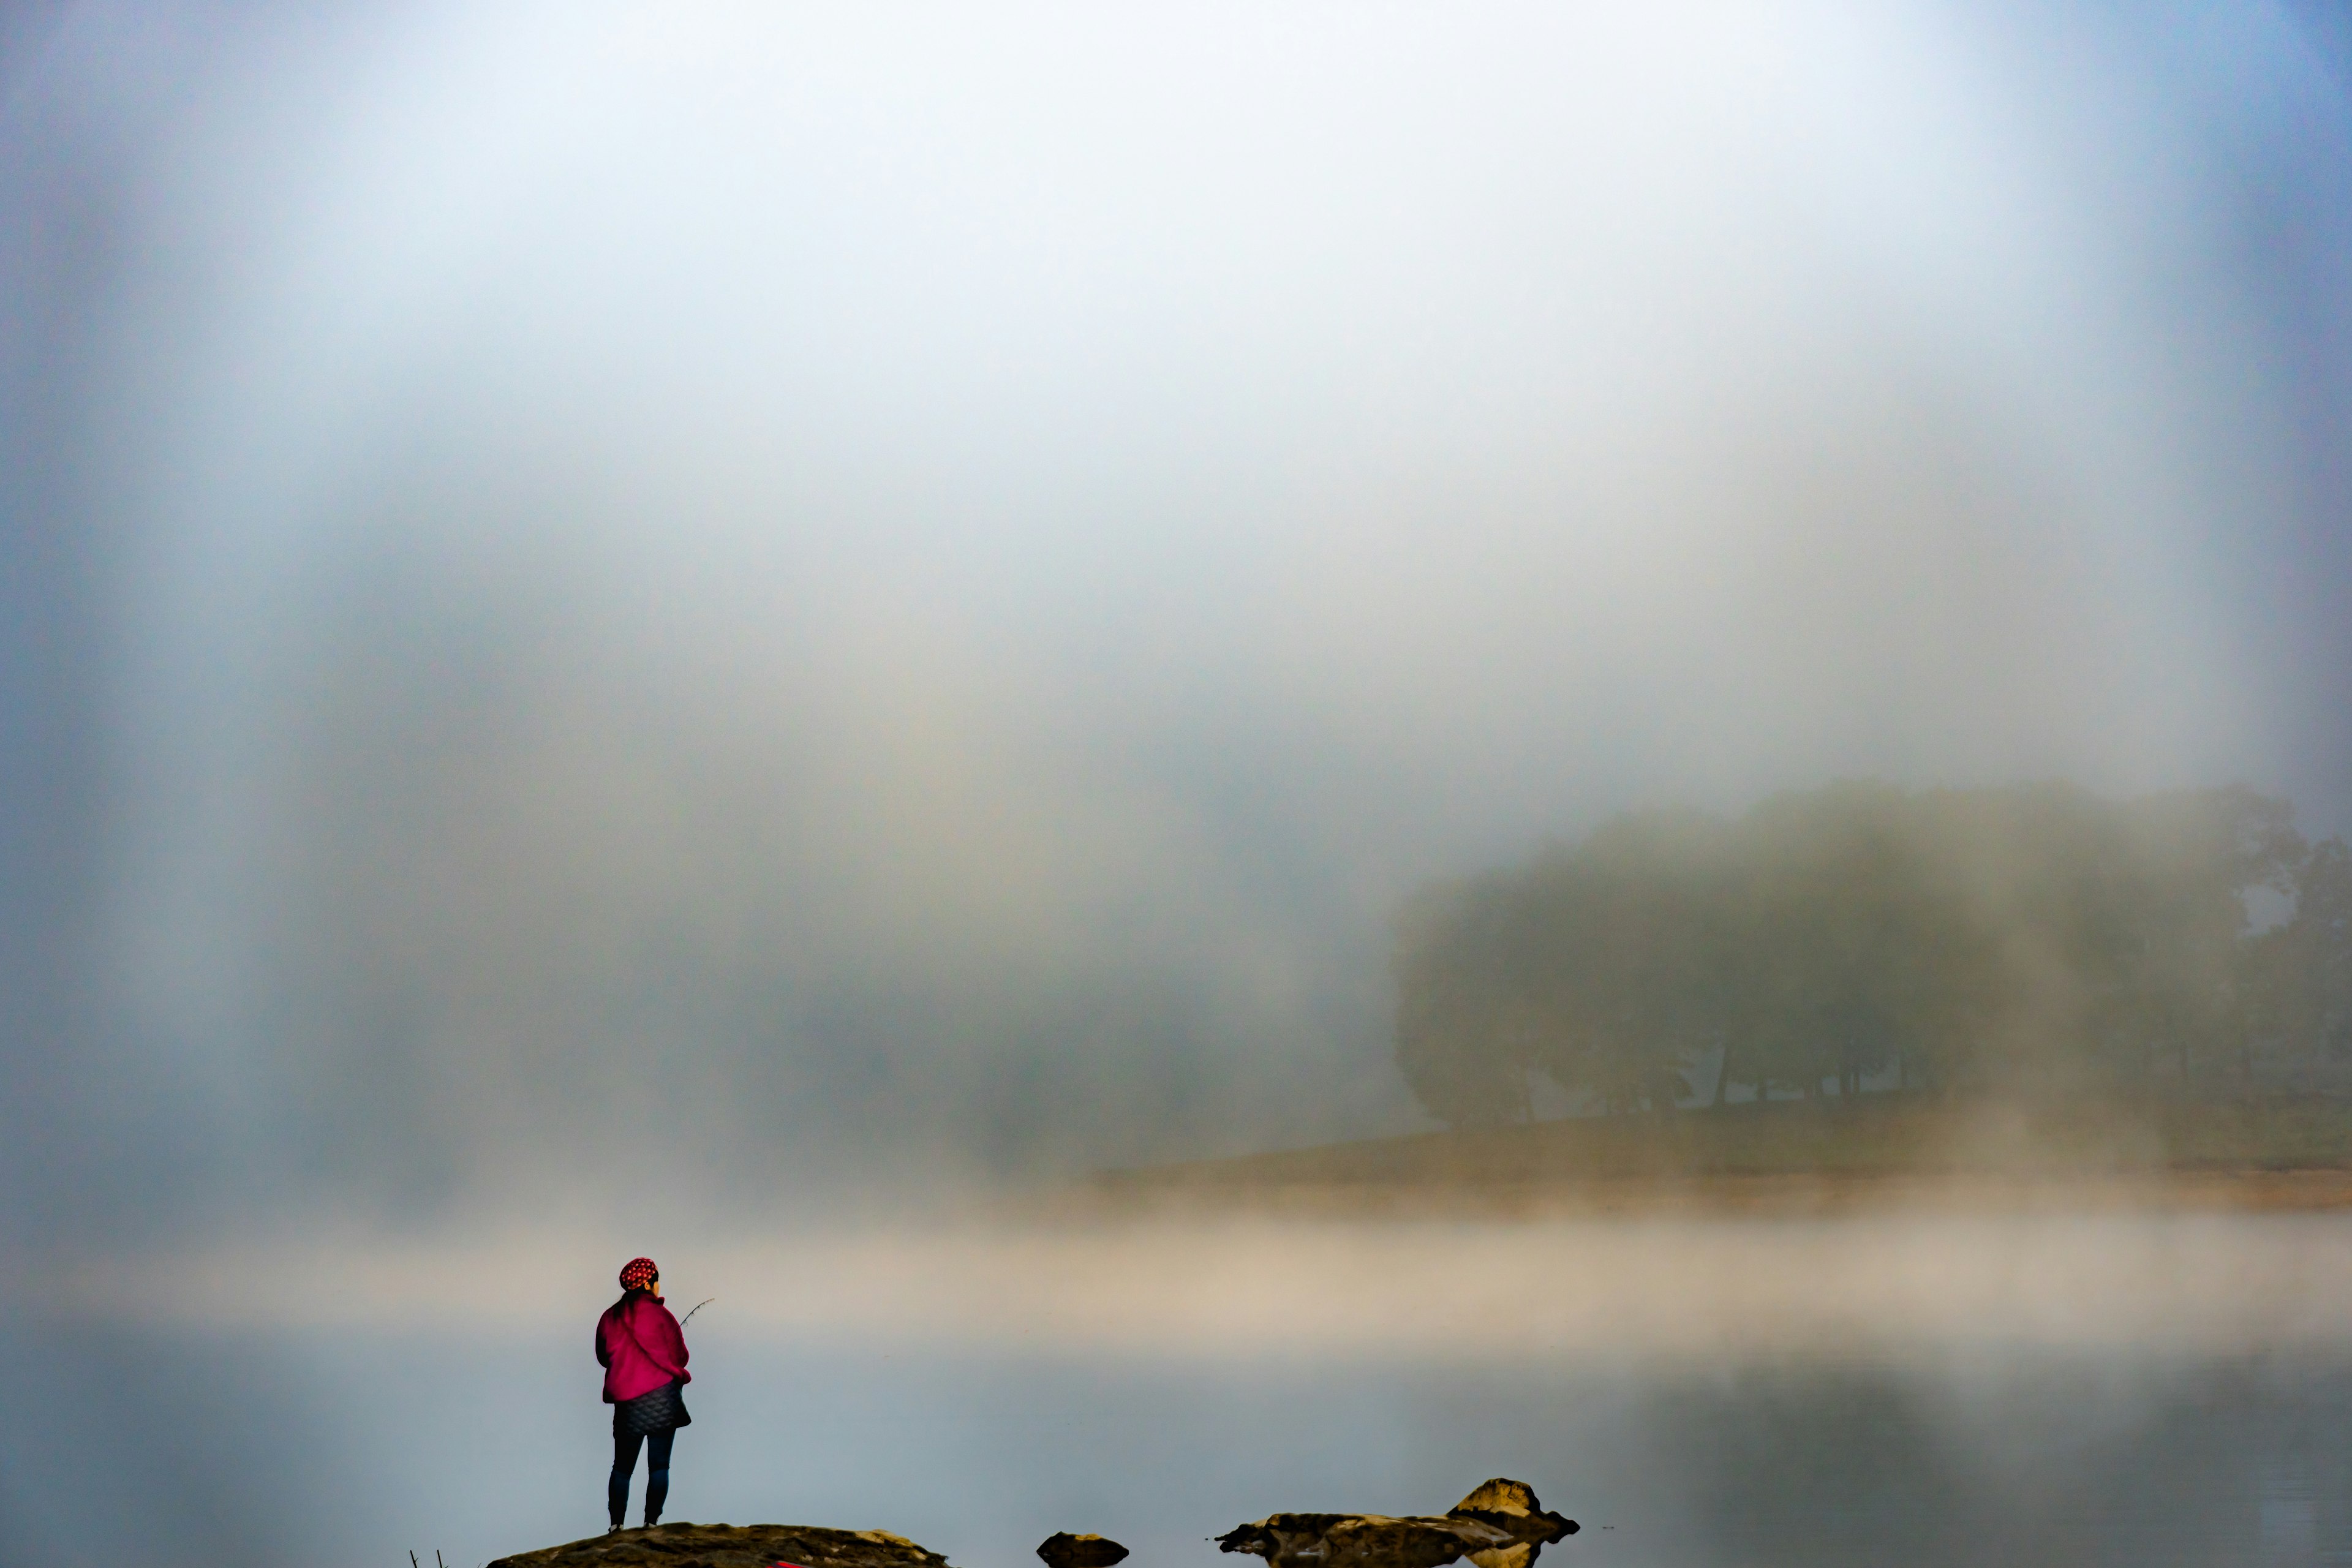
609 1427 676 1529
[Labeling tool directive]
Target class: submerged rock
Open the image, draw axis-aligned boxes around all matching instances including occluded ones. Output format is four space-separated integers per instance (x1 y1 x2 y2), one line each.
1216 1479 1577 1568
1038 1532 1131 1568
486 1523 949 1568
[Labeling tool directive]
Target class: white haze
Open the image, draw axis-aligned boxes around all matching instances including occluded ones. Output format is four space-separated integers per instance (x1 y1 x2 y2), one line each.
62 1212 2352 1363
4 2 2348 1237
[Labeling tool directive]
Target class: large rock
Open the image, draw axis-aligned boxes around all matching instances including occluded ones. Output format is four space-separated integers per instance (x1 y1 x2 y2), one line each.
1215 1514 1503 1568
1216 1480 1577 1568
486 1523 950 1568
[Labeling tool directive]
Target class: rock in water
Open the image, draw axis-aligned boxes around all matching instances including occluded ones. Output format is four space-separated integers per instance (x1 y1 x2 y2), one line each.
1217 1479 1577 1568
1450 1481 1543 1518
1038 1532 1131 1568
1445 1480 1578 1568
487 1523 950 1568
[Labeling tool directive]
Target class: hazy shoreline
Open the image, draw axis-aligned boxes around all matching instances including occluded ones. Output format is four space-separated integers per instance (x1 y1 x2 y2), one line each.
1077 1094 2352 1219
1071 1164 2352 1222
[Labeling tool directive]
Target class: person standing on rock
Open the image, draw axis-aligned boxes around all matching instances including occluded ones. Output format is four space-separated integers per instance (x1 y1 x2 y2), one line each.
597 1256 692 1532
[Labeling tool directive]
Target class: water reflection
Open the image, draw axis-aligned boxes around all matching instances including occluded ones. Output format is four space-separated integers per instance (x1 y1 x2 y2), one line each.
11 1216 2352 1568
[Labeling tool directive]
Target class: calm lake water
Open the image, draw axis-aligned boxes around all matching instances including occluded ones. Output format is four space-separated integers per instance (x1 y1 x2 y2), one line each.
12 1213 2352 1568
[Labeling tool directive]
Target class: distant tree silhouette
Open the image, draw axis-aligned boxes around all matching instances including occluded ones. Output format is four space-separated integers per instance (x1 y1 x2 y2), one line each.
2242 837 2352 1080
1393 781 2311 1128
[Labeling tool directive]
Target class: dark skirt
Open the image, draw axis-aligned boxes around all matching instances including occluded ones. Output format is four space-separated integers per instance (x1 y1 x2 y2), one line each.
613 1379 692 1438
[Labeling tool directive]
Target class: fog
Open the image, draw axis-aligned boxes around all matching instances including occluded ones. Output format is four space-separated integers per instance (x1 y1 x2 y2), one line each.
10 0 2350 1234
6 4 2352 1563
61 1212 2352 1362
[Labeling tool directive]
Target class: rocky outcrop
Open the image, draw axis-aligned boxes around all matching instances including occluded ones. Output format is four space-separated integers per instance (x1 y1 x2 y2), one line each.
486 1523 950 1568
1038 1533 1131 1568
1216 1480 1577 1568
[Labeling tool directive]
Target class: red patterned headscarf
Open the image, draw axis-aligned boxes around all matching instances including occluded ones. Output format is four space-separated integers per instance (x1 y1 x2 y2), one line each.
619 1257 659 1291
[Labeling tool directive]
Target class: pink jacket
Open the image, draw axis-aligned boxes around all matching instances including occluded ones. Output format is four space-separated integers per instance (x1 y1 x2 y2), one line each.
597 1292 692 1404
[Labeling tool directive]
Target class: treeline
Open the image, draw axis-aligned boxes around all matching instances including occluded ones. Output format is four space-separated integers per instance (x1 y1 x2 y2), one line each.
1394 782 2352 1128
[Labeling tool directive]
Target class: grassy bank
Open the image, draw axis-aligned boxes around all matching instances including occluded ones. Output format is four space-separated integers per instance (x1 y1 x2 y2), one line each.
1089 1094 2352 1213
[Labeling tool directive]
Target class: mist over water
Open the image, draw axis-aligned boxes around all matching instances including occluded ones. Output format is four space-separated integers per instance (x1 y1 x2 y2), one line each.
22 1210 2352 1566
7 4 2352 1565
